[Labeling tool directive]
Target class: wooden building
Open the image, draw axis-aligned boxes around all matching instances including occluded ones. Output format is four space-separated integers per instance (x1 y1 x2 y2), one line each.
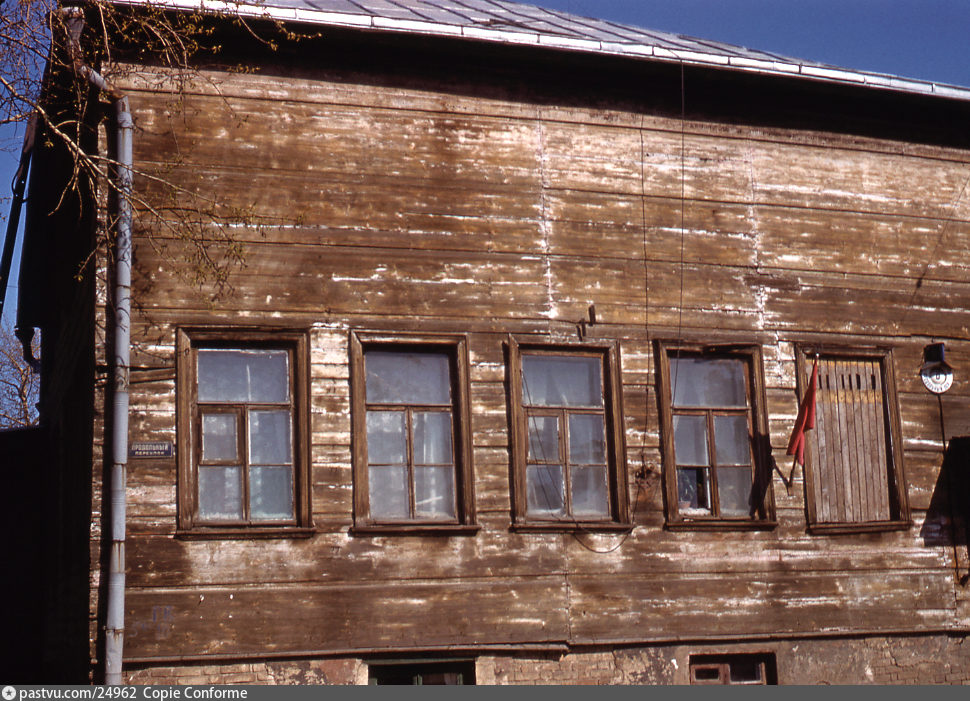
10 0 970 684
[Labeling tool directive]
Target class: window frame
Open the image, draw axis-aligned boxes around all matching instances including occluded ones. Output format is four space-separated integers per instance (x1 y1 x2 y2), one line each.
795 345 910 535
508 336 630 531
176 327 312 539
657 341 776 530
350 331 477 534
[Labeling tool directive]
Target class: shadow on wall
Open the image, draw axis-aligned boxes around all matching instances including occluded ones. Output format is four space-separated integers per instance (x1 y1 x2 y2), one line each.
920 436 970 564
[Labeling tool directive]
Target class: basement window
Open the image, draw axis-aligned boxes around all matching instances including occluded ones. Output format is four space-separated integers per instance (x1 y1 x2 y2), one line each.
690 653 777 685
368 660 476 685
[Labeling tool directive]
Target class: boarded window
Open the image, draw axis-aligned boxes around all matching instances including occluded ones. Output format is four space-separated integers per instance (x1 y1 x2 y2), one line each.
657 342 775 528
800 350 909 532
351 333 475 530
509 338 630 528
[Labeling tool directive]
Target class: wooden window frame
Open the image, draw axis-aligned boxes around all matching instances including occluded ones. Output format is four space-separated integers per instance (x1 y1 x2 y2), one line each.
796 345 910 535
350 331 477 535
657 341 776 530
176 327 313 539
689 653 777 685
508 336 630 531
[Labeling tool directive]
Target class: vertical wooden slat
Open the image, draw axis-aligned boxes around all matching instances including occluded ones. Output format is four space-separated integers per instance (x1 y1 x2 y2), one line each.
871 363 891 519
847 359 868 521
858 359 878 522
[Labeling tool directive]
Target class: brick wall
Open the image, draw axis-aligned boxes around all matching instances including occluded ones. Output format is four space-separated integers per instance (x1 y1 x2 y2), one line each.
123 634 970 685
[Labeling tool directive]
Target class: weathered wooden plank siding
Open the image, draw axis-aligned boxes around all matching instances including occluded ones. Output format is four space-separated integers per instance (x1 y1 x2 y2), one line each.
107 61 970 660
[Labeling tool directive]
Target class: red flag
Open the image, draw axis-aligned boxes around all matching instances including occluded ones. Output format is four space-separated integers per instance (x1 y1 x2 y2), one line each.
787 358 818 466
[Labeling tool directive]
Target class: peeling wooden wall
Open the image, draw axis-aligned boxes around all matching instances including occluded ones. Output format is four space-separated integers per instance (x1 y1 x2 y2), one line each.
103 51 970 662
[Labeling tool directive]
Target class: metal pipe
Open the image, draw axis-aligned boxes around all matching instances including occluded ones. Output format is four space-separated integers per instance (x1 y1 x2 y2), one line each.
0 113 37 322
60 5 131 685
105 95 133 686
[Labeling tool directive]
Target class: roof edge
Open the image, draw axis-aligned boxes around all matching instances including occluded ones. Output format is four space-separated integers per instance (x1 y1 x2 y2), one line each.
106 0 970 104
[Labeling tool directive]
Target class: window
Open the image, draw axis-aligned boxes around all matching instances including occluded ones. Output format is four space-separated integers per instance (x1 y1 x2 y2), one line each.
508 337 629 529
368 660 475 685
176 329 311 536
797 348 909 533
690 653 776 685
350 332 475 532
657 342 774 528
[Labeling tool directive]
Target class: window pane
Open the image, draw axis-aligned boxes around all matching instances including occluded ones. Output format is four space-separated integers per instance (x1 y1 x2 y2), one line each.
366 410 406 464
677 467 711 513
714 415 751 465
673 414 709 465
198 349 288 403
522 355 603 407
369 465 409 518
729 659 762 683
414 465 456 519
572 464 610 517
568 413 606 464
365 351 451 405
198 466 242 519
249 410 292 465
670 357 746 408
527 415 560 462
526 464 565 516
202 413 237 461
413 411 453 465
717 466 751 517
250 465 294 520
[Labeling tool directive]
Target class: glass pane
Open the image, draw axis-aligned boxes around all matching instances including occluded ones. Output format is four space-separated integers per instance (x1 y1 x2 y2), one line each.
414 465 456 519
714 415 751 465
413 412 453 465
366 411 406 464
250 466 294 520
670 357 747 408
572 464 610 517
717 466 752 517
568 413 606 464
198 466 242 520
198 349 288 403
521 355 602 407
249 410 292 465
365 351 451 405
369 465 409 519
673 414 709 465
677 467 711 513
730 659 762 683
527 415 560 462
526 464 565 516
201 413 237 461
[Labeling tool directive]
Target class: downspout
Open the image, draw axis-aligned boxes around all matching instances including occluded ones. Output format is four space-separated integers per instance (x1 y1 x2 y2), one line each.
61 6 131 685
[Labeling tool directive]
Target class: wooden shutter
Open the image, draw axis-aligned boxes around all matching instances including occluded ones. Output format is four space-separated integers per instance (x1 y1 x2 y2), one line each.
808 357 892 523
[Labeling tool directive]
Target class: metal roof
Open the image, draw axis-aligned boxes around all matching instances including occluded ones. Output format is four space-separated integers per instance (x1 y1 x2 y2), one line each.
113 0 970 102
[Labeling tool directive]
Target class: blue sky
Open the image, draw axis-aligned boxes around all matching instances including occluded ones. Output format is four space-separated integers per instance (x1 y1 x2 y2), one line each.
3 0 970 326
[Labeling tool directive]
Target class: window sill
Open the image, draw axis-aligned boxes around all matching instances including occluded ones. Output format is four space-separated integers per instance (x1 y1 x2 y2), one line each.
807 520 911 535
666 519 777 532
175 526 316 540
511 521 633 534
350 523 481 536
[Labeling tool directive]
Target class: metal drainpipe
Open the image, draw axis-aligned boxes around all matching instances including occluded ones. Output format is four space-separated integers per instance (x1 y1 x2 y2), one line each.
106 95 133 686
61 6 131 684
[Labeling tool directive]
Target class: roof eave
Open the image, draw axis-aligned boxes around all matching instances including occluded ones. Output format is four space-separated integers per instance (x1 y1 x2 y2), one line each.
107 0 970 104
